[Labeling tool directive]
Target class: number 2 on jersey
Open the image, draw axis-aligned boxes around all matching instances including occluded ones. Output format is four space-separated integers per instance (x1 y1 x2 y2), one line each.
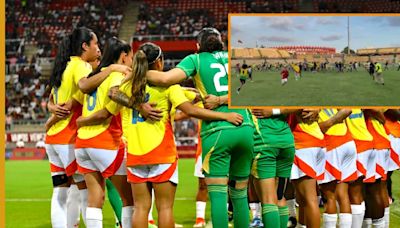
211 63 228 92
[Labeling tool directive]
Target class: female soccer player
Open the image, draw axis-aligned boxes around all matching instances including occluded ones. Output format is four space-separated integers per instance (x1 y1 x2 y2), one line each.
45 27 130 227
289 109 325 228
145 28 255 228
250 108 297 228
73 37 135 228
81 42 243 228
345 109 376 228
318 109 357 228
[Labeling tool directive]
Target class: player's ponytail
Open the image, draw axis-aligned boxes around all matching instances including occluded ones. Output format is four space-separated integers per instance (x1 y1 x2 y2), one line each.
49 35 72 88
49 27 94 88
130 50 148 108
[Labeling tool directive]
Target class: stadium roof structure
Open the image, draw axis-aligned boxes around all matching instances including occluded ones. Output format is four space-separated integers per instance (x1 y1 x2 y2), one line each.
357 47 400 55
231 48 290 59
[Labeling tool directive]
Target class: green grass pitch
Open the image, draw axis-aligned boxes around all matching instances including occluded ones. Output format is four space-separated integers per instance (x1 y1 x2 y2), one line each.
5 160 400 227
230 69 400 107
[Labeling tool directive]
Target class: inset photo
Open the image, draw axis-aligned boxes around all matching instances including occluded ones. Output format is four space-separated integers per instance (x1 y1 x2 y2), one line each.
229 15 400 107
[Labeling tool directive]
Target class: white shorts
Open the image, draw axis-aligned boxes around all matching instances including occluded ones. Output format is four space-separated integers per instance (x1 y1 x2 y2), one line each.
356 149 376 183
45 144 77 177
291 147 326 181
127 161 179 184
194 155 205 178
388 135 400 171
375 149 390 181
319 141 357 185
75 146 124 178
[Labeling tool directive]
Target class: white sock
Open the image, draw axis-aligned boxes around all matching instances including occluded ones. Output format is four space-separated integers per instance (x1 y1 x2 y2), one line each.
297 224 307 228
148 189 155 221
196 201 206 219
323 213 338 228
287 199 297 217
372 218 385 228
122 206 133 228
363 218 372 228
67 185 81 228
86 207 102 228
79 189 88 225
339 213 352 228
351 202 365 228
51 187 68 228
255 202 261 219
384 207 389 228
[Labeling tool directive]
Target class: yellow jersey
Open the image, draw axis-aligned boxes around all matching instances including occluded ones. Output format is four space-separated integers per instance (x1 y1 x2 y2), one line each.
318 109 352 151
75 70 124 150
366 117 390 149
46 56 92 144
106 83 193 167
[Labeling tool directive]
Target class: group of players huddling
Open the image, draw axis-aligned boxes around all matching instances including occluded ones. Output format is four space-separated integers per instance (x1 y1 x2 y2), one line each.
44 26 399 228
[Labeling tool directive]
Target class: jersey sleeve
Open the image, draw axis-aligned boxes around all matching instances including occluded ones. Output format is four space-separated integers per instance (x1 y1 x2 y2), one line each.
73 61 93 85
105 100 122 116
176 54 198 78
183 90 196 102
168 85 190 108
72 90 85 105
109 72 125 88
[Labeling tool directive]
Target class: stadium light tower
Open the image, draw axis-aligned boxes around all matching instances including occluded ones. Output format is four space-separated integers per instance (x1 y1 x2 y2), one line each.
347 16 350 55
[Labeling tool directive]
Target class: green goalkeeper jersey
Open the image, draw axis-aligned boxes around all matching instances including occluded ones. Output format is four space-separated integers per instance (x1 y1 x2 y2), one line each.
176 51 253 136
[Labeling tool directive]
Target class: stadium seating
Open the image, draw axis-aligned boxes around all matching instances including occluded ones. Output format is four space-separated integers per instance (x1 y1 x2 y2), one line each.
314 0 400 12
6 0 124 57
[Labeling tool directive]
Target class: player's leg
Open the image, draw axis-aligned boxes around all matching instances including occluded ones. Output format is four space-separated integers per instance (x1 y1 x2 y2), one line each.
131 181 152 228
284 182 297 228
228 126 254 228
202 130 230 228
293 177 320 228
153 181 177 228
194 177 207 227
105 179 123 227
249 175 263 228
109 143 134 228
46 144 75 228
66 183 81 228
84 171 105 228
252 147 280 228
193 154 207 227
276 147 295 228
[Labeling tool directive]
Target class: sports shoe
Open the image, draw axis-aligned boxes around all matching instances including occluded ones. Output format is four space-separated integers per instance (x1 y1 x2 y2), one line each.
250 217 263 227
193 218 206 227
175 223 183 228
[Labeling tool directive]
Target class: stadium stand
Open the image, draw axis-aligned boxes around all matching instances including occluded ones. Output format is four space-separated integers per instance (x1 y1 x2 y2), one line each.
315 0 400 13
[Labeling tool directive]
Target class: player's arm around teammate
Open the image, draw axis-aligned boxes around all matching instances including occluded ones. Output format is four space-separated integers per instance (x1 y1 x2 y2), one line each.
145 28 256 228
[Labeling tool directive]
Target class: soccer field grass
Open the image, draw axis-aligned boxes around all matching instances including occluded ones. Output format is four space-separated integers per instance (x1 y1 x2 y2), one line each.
230 69 400 107
5 160 400 227
5 159 210 228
